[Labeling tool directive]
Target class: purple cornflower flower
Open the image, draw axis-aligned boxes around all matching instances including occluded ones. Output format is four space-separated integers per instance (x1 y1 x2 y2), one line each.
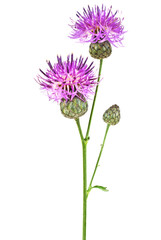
69 5 125 47
36 54 97 102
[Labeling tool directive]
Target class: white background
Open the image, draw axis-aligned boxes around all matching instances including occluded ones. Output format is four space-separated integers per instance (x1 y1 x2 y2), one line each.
0 0 161 239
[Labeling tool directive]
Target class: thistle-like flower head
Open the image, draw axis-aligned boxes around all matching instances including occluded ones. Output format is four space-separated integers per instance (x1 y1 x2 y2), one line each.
103 104 120 125
36 54 97 102
69 5 125 47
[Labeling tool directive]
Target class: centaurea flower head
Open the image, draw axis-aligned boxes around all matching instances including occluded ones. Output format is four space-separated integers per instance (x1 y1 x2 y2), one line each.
103 105 120 125
69 5 125 47
36 54 97 103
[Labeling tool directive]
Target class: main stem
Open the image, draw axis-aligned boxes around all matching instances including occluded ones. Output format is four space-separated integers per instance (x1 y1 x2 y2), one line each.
85 59 103 140
82 140 87 240
76 59 104 240
75 119 87 240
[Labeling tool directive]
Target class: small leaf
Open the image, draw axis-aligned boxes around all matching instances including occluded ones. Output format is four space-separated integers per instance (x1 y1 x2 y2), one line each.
92 185 109 192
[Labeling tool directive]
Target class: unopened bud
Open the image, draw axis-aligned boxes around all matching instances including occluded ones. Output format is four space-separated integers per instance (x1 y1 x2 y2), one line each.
103 104 120 125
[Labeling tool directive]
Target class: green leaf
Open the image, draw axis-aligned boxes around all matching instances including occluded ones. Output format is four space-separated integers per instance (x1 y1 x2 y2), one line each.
92 185 109 192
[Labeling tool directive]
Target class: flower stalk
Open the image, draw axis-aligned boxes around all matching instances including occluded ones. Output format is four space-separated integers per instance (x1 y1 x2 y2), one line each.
87 123 110 195
85 59 103 141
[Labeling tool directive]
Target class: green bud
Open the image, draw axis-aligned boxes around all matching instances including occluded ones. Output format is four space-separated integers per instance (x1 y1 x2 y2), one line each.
60 95 88 119
89 41 112 59
103 104 120 125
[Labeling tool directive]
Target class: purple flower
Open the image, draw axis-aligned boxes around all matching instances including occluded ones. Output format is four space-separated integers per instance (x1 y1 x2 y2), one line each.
36 54 97 102
69 5 125 47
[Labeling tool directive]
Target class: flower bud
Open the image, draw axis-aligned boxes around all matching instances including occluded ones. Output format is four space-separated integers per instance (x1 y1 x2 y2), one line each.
103 104 120 125
89 41 112 59
60 95 88 119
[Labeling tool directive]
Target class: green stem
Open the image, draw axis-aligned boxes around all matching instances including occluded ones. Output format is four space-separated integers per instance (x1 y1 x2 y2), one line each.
85 59 103 141
75 118 87 240
88 123 110 192
76 118 84 142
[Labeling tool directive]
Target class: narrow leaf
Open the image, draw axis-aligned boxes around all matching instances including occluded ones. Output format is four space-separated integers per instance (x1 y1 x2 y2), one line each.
92 185 109 192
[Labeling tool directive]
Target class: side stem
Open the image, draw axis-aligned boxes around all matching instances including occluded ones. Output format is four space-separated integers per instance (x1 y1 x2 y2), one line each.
85 59 103 141
88 123 110 191
75 118 87 240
